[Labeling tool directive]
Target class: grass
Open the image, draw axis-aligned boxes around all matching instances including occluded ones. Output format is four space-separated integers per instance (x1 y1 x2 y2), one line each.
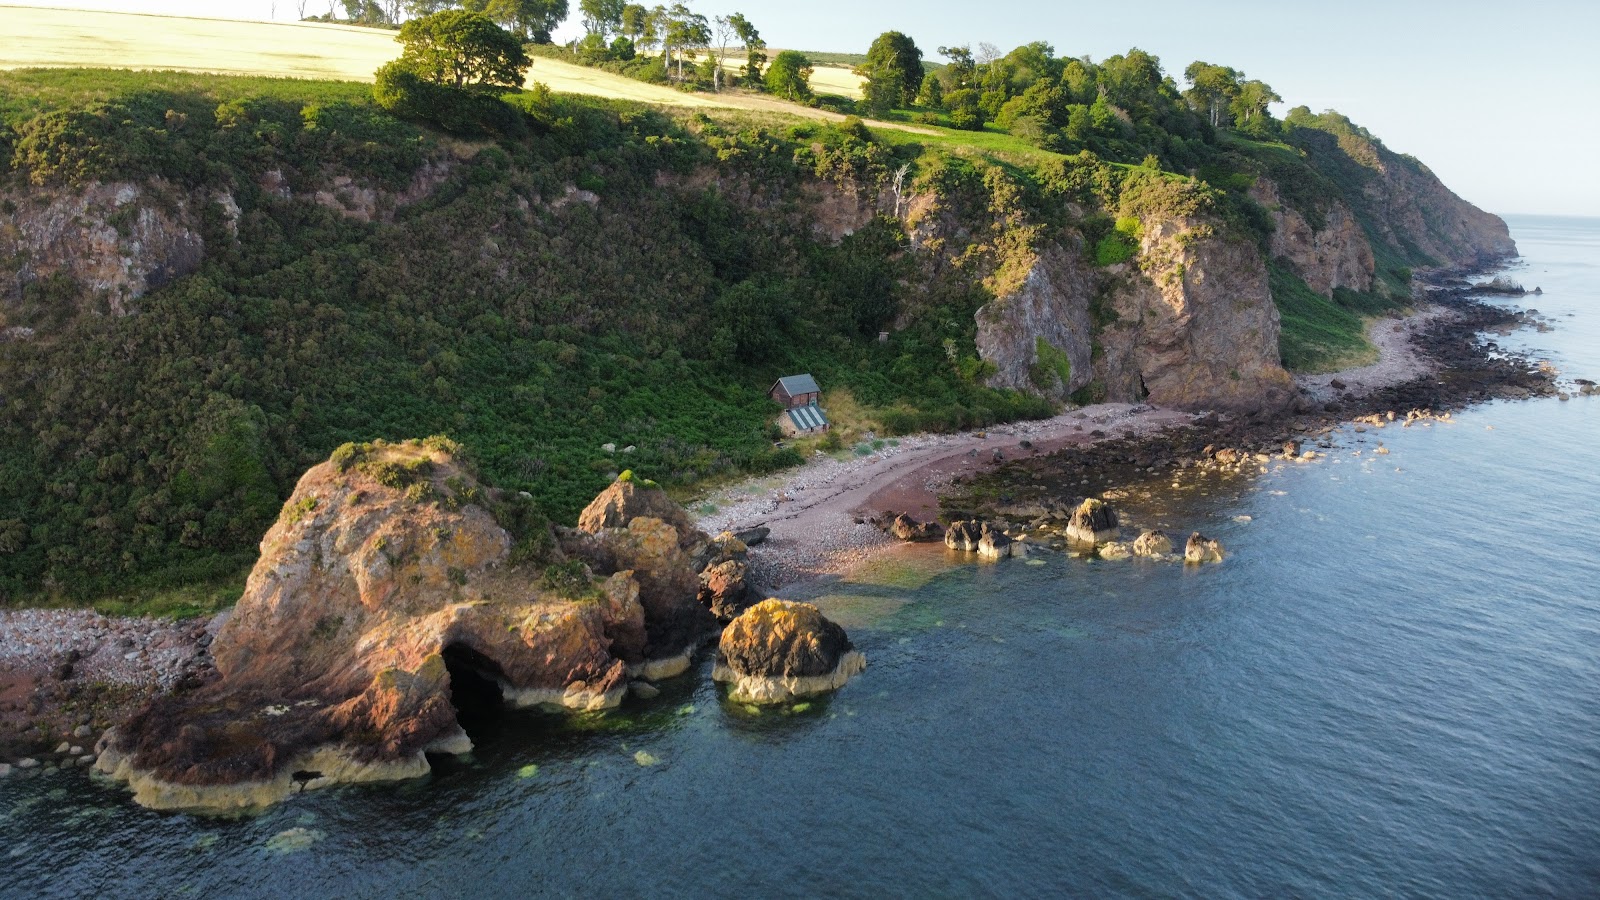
19 565 252 620
1268 262 1409 373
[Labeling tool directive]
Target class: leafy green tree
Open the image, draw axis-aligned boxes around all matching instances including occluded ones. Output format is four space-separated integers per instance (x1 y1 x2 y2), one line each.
1183 61 1242 128
728 13 765 85
859 31 922 108
579 0 624 37
916 70 943 107
936 45 976 90
764 50 813 101
620 3 651 42
464 0 569 43
1230 78 1282 135
944 87 984 130
1059 58 1097 104
389 9 530 90
661 3 709 80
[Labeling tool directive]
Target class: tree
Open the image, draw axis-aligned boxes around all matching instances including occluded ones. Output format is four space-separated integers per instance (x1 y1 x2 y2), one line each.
621 3 651 41
859 31 922 109
662 3 709 80
764 50 813 101
465 0 569 43
937 45 975 90
915 71 943 108
728 12 764 85
579 0 624 37
1183 61 1242 128
388 10 530 90
711 15 738 90
1230 79 1282 136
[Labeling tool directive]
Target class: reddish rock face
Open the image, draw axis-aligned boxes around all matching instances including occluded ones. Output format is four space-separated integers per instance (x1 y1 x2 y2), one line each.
104 450 701 804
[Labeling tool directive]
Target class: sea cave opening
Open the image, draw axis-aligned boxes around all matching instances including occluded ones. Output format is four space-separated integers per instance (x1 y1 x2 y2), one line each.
441 643 507 742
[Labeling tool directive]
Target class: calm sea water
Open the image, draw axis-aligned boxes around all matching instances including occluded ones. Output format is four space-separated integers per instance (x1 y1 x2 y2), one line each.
3 217 1597 898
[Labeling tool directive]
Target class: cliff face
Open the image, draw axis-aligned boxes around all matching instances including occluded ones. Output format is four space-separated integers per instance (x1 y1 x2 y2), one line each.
974 242 1097 404
1364 148 1516 267
1249 179 1374 296
0 180 204 325
972 214 1293 414
1098 218 1294 412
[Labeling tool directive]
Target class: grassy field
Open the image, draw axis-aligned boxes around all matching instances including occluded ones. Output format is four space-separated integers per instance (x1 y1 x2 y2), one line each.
0 6 870 110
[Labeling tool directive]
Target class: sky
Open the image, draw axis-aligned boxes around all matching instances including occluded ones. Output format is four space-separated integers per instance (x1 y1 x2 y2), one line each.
8 0 1599 215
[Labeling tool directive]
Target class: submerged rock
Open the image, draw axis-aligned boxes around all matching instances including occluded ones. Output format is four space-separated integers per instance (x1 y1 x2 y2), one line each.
97 448 710 811
1185 532 1226 564
712 599 865 704
1065 498 1120 547
1097 542 1133 561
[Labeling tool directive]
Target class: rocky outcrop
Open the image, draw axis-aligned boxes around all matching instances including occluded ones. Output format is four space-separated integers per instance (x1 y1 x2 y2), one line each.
1184 532 1226 564
943 520 1024 560
888 513 943 542
1249 179 1374 296
96 446 705 811
712 599 866 704
0 180 205 324
1065 498 1119 547
975 242 1096 403
1099 218 1296 413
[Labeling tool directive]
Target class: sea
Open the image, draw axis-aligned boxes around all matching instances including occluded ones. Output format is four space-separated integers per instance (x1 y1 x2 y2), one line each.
1 215 1596 898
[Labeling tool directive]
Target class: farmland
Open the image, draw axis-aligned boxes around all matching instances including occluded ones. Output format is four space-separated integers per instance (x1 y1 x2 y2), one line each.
0 5 865 111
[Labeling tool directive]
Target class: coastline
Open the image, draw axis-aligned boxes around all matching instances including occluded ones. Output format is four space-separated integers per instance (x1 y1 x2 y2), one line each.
691 300 1490 596
0 281 1557 768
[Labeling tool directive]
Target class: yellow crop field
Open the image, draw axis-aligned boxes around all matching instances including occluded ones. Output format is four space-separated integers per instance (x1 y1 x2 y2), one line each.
0 6 918 129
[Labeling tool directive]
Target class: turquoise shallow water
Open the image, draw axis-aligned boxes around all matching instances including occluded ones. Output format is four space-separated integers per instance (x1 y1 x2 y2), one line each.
3 217 1598 898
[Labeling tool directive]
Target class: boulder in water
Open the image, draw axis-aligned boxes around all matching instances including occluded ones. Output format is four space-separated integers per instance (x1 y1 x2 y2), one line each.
698 559 754 623
712 599 865 704
1065 498 1119 547
1184 532 1226 564
1132 530 1174 558
978 529 1024 561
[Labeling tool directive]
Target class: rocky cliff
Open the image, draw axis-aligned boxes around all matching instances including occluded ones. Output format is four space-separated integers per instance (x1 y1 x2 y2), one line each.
971 213 1294 414
0 180 204 327
1249 178 1375 296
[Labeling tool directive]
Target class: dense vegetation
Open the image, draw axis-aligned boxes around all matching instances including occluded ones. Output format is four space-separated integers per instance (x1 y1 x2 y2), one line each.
0 15 1474 612
0 69 1058 609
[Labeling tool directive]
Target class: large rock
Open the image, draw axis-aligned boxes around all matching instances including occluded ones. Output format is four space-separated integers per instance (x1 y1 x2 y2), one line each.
562 515 716 665
1065 498 1119 547
977 529 1024 561
712 599 866 704
577 474 701 548
96 443 700 811
889 513 943 542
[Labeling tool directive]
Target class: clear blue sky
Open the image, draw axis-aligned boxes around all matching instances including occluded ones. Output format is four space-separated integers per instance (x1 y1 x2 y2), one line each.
12 0 1600 216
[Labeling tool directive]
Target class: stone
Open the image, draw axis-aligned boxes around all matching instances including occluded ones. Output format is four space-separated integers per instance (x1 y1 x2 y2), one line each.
54 741 70 755
1065 498 1119 547
1185 532 1226 564
73 724 92 739
1132 530 1173 557
977 529 1023 561
629 681 660 700
17 758 38 769
889 513 942 542
733 525 771 546
0 763 11 777
712 599 866 705
698 559 754 623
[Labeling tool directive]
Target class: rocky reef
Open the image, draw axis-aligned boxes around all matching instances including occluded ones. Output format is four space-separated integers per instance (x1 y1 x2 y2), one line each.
712 599 866 705
95 445 716 811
